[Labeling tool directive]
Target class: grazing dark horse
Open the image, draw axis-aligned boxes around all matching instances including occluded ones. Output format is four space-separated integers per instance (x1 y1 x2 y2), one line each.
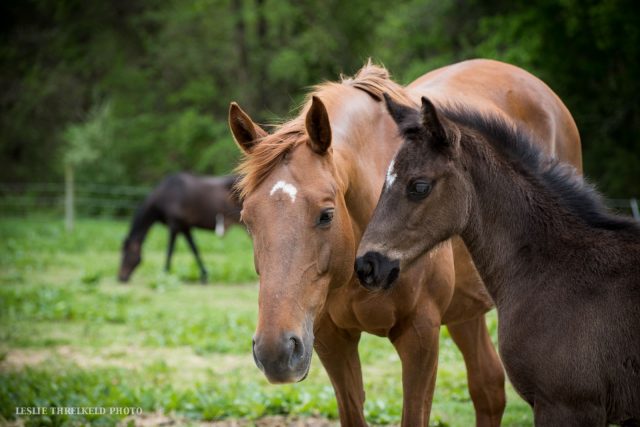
356 96 640 425
228 59 581 426
118 173 241 283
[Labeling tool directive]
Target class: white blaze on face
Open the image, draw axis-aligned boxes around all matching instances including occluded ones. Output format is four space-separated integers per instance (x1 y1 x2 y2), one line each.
386 159 397 188
270 180 298 203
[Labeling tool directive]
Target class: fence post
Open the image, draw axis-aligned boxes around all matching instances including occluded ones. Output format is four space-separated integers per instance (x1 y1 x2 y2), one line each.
65 164 74 231
631 198 640 221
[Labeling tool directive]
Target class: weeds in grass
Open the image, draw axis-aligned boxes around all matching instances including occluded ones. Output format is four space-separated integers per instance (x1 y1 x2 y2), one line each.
0 217 533 426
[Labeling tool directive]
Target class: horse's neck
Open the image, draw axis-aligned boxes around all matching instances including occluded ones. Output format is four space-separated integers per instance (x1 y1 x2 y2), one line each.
128 202 159 243
335 121 399 241
459 140 574 304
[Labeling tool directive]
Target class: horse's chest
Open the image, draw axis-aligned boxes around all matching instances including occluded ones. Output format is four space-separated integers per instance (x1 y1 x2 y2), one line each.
327 285 401 337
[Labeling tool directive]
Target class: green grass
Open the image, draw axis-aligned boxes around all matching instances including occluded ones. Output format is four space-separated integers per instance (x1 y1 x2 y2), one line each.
0 216 533 426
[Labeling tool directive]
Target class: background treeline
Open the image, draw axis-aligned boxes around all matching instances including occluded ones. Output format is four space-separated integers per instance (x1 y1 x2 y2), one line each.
1 0 638 197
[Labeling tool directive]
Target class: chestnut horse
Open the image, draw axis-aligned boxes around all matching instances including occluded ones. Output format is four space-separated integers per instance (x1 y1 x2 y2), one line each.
356 97 638 425
228 59 580 426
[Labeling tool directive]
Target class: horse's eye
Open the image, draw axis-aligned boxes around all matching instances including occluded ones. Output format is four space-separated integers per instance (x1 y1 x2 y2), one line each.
317 208 334 227
407 179 433 201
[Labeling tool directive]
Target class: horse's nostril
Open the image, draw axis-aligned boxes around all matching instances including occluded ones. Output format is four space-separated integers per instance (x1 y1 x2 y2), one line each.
355 254 379 287
289 335 303 362
356 252 401 290
252 338 264 371
386 265 400 289
361 260 372 276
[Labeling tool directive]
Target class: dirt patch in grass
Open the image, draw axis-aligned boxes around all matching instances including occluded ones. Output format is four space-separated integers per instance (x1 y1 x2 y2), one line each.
0 345 250 376
0 348 50 369
118 413 340 427
5 414 341 427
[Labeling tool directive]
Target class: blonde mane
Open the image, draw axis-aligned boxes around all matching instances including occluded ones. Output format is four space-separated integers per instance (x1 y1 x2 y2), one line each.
234 60 414 199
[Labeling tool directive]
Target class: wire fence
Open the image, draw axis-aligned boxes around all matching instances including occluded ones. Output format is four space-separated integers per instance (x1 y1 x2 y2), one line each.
0 182 639 221
0 182 152 219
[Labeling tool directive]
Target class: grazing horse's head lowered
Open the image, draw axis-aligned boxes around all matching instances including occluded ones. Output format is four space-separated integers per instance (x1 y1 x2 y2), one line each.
118 238 142 282
228 97 356 383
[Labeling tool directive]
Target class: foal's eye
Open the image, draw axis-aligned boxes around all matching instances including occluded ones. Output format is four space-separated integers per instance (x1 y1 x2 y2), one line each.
317 208 334 227
407 179 433 201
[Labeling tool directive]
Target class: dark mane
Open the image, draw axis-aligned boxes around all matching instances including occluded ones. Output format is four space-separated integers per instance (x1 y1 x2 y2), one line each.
124 199 160 244
441 106 639 232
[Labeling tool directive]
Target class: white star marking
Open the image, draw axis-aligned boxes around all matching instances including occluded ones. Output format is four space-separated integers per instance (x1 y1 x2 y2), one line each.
270 180 298 203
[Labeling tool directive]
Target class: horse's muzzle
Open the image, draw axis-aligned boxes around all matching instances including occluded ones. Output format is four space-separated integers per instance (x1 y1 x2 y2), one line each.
117 269 131 283
252 332 311 384
354 251 400 290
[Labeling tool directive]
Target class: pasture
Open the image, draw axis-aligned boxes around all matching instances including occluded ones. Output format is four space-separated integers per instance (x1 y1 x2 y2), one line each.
0 217 533 426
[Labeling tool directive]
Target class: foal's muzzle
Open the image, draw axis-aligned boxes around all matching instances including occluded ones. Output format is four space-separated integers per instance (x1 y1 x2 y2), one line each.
252 332 311 384
354 251 400 290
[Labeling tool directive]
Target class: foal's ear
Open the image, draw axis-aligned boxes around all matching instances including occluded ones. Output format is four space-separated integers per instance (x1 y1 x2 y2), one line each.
305 96 332 155
420 96 447 142
228 102 268 154
383 93 414 125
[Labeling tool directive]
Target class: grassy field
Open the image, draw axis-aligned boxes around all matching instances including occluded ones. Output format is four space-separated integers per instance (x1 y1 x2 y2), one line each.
0 216 533 426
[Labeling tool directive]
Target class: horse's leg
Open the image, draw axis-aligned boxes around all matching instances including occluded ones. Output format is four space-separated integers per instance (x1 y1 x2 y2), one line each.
165 228 178 272
183 228 208 284
442 237 505 426
390 313 441 427
447 315 505 427
313 313 367 427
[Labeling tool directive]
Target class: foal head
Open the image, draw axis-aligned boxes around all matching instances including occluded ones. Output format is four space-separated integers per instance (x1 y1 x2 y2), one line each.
229 97 355 383
356 95 471 289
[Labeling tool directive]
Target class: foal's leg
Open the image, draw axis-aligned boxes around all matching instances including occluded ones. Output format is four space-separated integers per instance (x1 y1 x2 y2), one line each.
447 315 505 427
313 314 367 427
183 228 208 283
390 313 441 427
444 237 505 426
165 228 178 272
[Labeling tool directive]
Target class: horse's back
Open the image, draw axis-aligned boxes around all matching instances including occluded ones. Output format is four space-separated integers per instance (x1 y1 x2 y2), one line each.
149 173 240 229
408 59 582 171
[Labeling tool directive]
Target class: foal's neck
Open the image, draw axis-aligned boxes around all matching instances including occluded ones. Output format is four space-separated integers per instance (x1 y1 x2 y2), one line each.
459 137 582 304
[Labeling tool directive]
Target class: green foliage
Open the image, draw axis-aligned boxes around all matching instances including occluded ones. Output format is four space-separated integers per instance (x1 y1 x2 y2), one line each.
475 0 640 197
1 0 638 195
0 217 533 425
0 216 257 284
63 102 114 167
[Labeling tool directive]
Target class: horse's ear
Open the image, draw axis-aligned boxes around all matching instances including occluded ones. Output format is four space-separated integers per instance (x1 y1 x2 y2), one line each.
305 96 332 155
383 93 414 126
228 102 267 154
420 96 447 142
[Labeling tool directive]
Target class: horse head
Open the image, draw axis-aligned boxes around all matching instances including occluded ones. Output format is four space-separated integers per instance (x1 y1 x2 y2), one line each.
118 237 142 282
229 97 356 383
